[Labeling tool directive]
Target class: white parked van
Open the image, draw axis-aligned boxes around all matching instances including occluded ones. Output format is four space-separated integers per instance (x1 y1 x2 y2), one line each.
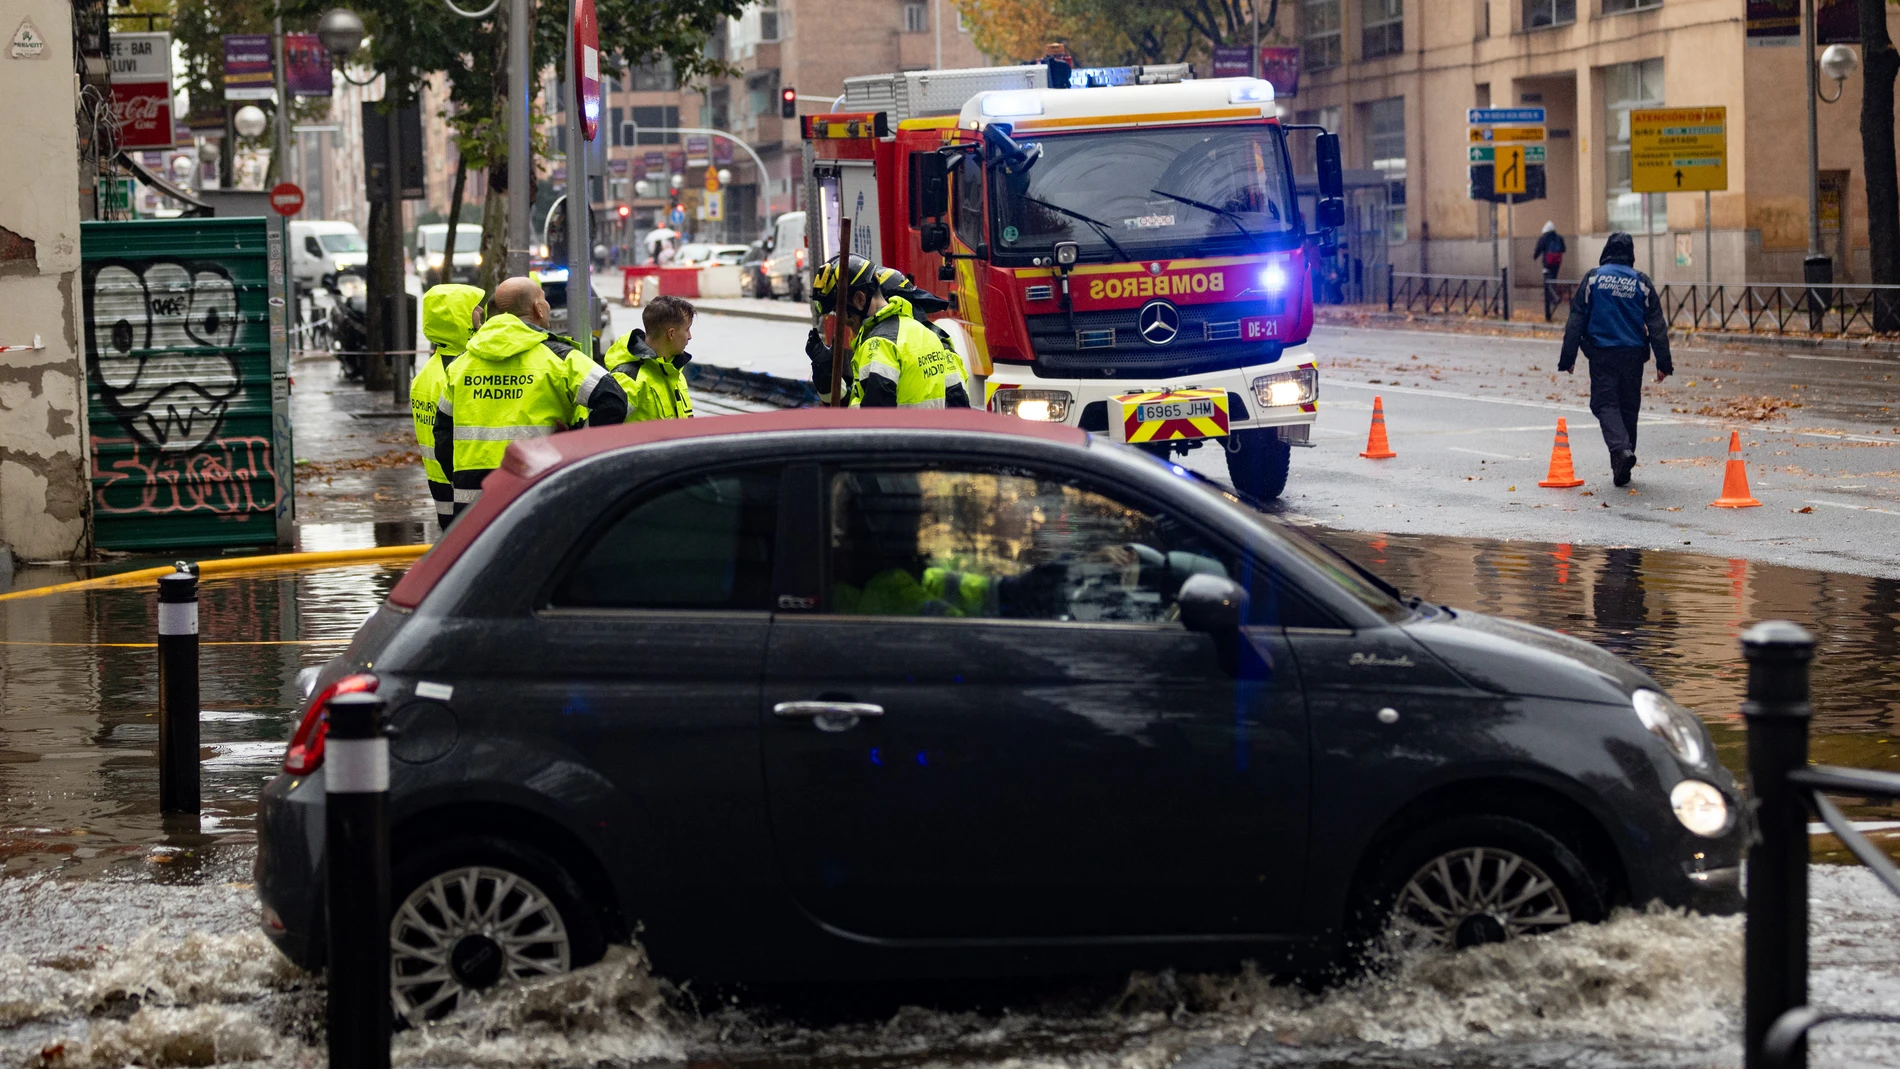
413 224 482 284
289 221 368 286
764 211 807 302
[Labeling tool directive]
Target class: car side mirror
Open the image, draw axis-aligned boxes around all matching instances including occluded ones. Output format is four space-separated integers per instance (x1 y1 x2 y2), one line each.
1316 132 1344 200
1317 196 1347 230
1178 573 1248 634
912 151 951 222
920 221 950 253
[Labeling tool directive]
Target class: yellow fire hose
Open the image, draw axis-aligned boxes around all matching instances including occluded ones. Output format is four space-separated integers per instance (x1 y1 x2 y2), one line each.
0 544 431 603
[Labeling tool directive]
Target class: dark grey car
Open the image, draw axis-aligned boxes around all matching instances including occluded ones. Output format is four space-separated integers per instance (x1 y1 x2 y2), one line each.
257 409 1742 1023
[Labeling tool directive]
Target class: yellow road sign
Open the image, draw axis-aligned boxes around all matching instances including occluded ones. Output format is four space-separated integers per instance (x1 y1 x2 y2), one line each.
1495 144 1526 195
1469 125 1546 143
1630 106 1727 193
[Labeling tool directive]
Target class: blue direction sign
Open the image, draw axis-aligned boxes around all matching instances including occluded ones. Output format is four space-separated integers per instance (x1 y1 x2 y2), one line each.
1467 107 1545 125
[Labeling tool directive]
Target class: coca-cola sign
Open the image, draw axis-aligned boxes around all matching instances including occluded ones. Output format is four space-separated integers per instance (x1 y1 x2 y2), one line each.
111 81 175 149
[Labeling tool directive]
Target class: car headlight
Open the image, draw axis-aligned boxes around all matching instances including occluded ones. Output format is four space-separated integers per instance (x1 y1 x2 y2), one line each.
1252 367 1317 407
1671 779 1730 837
994 388 1072 423
1633 689 1707 767
427 253 444 268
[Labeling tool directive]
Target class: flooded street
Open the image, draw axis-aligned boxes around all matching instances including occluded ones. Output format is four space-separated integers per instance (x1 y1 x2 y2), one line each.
2 527 1898 1065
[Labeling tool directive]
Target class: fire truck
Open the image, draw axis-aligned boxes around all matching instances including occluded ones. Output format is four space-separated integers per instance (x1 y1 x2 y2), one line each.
799 61 1346 500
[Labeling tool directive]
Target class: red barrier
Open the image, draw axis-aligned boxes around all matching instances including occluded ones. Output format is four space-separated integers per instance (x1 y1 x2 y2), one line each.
658 266 701 299
622 265 661 305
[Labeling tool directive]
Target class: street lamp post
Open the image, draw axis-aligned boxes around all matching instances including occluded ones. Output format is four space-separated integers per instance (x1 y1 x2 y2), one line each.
1804 0 1827 291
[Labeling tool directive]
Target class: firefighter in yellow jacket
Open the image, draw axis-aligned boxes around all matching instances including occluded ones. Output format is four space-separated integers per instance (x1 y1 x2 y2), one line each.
434 277 629 517
600 294 695 420
412 283 485 529
809 254 970 409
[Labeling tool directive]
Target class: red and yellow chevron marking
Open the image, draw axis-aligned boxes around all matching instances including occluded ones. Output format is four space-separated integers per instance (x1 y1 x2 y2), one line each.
1115 389 1230 444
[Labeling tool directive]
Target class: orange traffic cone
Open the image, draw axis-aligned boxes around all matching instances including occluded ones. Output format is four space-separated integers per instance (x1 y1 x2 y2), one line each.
1537 418 1586 488
1360 396 1397 459
1710 430 1763 508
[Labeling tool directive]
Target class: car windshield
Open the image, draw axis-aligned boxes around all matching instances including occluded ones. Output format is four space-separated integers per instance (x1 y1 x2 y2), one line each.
677 243 715 262
423 230 482 253
318 233 366 253
990 124 1299 262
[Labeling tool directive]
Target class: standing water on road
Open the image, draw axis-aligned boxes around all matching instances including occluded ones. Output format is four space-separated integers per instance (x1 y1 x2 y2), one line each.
1 531 1897 1066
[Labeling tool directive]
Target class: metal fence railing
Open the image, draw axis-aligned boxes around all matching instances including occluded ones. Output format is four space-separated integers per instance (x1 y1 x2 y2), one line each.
1541 280 1900 337
1387 269 1511 321
1741 622 1900 1069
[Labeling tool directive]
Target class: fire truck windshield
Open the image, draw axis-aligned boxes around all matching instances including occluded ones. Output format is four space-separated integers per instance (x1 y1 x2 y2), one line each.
989 124 1298 263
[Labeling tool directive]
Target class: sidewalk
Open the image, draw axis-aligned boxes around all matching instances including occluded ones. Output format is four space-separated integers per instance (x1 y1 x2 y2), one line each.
1319 303 1900 360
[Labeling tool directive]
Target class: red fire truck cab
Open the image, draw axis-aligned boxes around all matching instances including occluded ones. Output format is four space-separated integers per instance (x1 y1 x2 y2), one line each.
801 63 1346 500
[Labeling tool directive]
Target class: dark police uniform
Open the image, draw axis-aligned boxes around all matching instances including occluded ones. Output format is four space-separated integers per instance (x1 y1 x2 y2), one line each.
1558 231 1672 485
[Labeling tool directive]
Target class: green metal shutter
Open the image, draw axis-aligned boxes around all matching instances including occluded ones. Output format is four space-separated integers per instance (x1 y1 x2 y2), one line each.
81 217 295 551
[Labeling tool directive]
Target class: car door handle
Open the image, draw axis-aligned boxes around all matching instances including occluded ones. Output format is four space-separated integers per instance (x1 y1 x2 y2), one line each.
773 701 885 719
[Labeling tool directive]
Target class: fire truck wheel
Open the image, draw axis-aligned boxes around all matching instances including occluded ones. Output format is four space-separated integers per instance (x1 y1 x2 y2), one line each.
1225 429 1291 501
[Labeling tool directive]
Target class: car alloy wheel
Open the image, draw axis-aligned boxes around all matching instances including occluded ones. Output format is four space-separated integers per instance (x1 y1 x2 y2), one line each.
1386 846 1574 953
390 865 572 1023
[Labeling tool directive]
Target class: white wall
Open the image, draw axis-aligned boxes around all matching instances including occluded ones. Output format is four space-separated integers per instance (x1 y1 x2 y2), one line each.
0 1 88 561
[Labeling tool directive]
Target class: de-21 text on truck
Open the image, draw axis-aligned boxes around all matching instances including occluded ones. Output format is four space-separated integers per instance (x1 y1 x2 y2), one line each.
800 62 1348 500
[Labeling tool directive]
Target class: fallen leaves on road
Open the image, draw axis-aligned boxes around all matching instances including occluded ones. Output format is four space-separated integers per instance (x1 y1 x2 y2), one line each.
296 450 422 480
1692 395 1800 421
1797 506 1816 513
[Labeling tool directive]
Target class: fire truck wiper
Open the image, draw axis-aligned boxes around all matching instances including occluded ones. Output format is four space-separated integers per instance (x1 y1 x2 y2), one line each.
1148 188 1258 242
1017 194 1133 263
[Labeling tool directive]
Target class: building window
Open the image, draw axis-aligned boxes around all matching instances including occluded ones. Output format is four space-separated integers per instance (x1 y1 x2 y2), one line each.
1602 0 1660 12
759 6 781 41
632 105 681 144
1362 0 1402 58
1364 96 1406 242
957 8 968 30
904 2 929 32
1603 58 1664 233
630 61 677 92
1304 0 1342 69
1523 0 1574 28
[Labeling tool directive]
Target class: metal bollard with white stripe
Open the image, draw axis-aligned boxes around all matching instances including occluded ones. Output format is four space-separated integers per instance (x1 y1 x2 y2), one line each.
324 689 391 1068
157 563 200 815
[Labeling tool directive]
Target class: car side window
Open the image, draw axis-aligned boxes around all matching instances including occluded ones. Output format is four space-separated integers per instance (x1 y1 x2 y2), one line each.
552 468 779 610
954 153 985 250
825 466 1234 625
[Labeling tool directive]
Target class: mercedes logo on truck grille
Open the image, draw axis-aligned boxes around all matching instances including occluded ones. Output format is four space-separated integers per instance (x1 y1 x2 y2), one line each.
1138 300 1180 346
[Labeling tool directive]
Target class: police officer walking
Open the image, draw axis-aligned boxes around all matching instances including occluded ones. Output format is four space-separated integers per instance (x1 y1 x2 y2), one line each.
434 276 629 517
1557 231 1672 487
412 283 485 529
809 254 970 409
601 294 696 421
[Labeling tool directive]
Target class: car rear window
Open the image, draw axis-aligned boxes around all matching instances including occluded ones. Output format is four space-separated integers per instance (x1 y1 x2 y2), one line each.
551 468 779 610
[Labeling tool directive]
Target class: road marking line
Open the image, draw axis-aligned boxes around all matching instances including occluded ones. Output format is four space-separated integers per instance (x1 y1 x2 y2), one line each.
1803 499 1900 517
1785 353 1900 366
1447 447 1527 459
1799 431 1895 446
1325 379 1693 425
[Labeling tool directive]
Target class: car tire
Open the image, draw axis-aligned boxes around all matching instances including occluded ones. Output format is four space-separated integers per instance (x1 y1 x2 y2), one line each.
1224 428 1292 501
1351 814 1607 964
388 835 606 1024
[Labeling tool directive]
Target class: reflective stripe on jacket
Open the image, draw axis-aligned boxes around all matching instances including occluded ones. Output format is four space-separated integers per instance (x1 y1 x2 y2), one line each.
434 313 628 514
603 329 694 420
850 295 970 409
413 284 485 521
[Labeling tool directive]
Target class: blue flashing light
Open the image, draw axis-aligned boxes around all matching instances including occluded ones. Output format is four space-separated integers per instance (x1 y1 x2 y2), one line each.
1228 79 1275 104
870 747 882 766
540 267 570 282
981 91 1044 118
916 750 929 766
1262 263 1289 293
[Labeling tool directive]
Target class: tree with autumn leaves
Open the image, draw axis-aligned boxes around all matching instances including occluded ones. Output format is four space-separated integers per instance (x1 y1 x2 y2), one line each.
954 0 1279 67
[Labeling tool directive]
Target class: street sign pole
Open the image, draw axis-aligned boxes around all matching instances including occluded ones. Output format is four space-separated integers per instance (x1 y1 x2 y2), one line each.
565 0 599 357
1706 189 1714 287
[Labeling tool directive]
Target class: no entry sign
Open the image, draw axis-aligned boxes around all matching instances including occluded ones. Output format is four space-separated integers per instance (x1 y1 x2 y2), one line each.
573 0 599 142
270 182 305 216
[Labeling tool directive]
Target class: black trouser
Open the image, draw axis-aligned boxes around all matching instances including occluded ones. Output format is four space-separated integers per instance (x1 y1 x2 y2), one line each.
1587 349 1647 456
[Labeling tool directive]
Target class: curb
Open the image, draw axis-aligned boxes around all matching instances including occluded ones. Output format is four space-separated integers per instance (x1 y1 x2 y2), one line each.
1316 307 1900 360
0 544 432 602
686 303 809 324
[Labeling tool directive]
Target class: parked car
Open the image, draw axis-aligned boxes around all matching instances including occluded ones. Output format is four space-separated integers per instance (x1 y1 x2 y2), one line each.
413 223 482 284
739 240 770 298
258 410 1742 1022
765 210 807 302
530 265 608 347
290 220 368 288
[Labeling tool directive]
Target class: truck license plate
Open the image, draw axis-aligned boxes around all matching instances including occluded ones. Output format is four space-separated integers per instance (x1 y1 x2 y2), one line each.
1113 389 1231 444
1137 398 1215 422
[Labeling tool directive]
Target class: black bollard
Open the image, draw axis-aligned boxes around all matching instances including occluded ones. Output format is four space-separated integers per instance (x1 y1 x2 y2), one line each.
325 690 391 1069
157 563 200 815
1743 620 1817 1069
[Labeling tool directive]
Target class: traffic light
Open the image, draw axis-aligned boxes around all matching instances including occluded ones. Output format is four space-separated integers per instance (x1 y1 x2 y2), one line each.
616 205 630 219
780 86 797 119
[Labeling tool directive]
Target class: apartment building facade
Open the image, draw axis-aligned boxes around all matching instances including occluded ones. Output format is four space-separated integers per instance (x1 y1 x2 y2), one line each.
1289 0 1894 284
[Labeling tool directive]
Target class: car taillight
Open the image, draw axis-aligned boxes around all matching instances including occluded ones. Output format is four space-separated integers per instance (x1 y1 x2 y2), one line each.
796 248 806 266
283 672 378 775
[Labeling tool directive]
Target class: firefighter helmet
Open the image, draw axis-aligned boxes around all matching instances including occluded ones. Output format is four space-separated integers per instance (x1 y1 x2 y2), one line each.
812 253 879 315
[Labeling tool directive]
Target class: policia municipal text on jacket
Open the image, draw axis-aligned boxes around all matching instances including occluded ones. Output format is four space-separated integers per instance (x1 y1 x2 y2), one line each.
434 277 628 517
1558 231 1672 487
412 283 486 529
810 254 970 408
